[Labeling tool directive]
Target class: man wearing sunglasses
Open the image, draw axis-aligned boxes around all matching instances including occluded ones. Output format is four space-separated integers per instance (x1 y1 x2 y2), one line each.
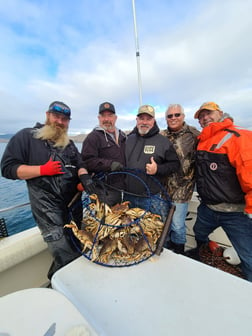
188 101 252 282
1 101 95 280
161 104 200 254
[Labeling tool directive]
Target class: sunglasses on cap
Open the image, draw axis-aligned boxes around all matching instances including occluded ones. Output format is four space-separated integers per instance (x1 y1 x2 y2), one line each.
167 113 182 119
49 105 71 118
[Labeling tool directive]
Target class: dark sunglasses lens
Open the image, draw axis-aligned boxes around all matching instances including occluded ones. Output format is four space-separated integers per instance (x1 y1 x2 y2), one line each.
167 113 181 119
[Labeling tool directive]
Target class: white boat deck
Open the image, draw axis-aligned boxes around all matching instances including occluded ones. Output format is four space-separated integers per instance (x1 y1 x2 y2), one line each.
0 287 98 335
51 251 252 336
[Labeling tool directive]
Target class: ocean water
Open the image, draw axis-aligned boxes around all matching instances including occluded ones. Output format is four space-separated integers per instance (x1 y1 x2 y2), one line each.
0 142 82 236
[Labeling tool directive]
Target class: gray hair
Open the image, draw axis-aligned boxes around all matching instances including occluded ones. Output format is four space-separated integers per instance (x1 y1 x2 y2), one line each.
165 104 184 118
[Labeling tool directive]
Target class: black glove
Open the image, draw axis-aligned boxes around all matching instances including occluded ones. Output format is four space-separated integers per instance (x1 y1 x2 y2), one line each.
110 161 123 172
79 174 96 195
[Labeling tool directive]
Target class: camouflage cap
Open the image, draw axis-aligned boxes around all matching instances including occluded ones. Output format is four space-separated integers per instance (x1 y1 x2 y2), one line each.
137 105 155 118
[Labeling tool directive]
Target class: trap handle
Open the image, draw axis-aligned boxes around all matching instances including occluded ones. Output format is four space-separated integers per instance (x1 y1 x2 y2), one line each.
155 204 176 256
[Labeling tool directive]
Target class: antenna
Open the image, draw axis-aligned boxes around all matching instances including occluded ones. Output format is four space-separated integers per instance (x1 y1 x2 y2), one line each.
132 0 143 106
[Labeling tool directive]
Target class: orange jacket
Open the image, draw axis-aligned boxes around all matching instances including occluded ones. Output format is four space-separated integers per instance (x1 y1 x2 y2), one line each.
196 118 252 215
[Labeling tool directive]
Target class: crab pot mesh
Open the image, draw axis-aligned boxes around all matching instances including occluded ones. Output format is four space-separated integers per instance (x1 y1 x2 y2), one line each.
199 244 245 279
68 169 172 267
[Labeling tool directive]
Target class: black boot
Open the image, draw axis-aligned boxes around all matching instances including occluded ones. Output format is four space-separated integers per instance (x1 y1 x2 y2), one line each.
173 243 185 255
184 247 200 260
164 241 185 254
184 240 205 261
163 240 172 249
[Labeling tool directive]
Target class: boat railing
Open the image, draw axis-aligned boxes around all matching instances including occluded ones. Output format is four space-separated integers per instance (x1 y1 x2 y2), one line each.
0 202 31 238
0 202 30 214
0 201 51 282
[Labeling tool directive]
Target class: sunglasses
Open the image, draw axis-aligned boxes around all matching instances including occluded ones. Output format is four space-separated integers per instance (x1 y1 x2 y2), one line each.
167 113 182 119
49 105 71 120
51 105 71 115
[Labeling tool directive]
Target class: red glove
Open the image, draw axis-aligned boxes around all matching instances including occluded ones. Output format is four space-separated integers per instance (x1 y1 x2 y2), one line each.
40 158 65 176
77 182 84 192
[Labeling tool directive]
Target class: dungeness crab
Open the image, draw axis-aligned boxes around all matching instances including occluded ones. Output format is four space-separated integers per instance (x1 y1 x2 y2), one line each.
66 194 165 266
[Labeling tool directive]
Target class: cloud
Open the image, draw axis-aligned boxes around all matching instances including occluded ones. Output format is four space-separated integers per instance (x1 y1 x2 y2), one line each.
0 0 252 134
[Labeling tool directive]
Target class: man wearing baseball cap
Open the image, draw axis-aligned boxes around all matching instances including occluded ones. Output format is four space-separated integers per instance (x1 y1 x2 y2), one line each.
1 101 95 280
124 104 180 222
81 102 126 206
188 101 252 282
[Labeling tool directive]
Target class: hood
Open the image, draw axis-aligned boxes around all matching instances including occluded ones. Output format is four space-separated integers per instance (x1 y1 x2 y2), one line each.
220 113 234 122
34 122 44 129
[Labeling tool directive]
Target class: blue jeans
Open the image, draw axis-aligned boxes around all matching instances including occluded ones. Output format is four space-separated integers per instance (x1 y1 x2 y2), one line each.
124 194 169 223
169 202 188 244
194 203 252 282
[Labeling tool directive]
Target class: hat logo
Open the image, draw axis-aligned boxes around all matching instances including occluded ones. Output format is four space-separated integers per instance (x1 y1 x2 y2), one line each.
104 103 110 109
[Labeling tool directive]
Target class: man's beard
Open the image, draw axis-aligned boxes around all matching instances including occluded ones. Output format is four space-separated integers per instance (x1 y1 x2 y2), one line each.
101 122 115 132
34 120 70 148
138 125 151 135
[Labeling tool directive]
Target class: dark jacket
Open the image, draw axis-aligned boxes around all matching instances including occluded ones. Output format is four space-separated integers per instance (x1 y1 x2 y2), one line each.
125 122 180 195
81 126 126 189
1 123 86 237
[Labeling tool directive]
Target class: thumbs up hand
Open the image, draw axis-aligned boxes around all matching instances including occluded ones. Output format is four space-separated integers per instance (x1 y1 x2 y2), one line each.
145 156 157 175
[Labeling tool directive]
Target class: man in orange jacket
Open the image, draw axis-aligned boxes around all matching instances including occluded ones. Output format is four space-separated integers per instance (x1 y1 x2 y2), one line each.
191 102 252 281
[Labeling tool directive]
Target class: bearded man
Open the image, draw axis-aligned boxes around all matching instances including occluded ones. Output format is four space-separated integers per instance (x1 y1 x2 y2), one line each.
1 101 95 280
81 102 126 206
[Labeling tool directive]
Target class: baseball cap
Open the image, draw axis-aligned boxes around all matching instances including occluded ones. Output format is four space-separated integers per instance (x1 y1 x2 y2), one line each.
137 105 155 118
194 102 222 119
99 102 116 114
48 101 71 119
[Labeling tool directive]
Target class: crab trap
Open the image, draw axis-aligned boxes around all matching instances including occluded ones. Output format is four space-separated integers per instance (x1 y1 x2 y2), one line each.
66 169 174 267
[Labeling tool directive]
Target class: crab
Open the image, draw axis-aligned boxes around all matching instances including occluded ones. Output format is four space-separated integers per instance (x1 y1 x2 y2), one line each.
134 232 155 254
64 221 95 253
125 207 146 219
111 201 130 214
89 194 112 220
76 194 166 265
97 237 119 263
82 216 100 237
119 233 136 255
105 212 122 226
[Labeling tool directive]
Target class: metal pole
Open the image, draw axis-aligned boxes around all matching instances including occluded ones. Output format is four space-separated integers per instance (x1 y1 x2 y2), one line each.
132 0 143 106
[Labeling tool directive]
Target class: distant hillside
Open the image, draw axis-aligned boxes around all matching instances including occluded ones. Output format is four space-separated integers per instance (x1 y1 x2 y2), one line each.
0 134 13 139
0 134 13 142
69 134 87 143
0 131 131 143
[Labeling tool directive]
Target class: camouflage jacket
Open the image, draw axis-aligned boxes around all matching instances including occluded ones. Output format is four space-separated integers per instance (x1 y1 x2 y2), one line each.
161 123 200 202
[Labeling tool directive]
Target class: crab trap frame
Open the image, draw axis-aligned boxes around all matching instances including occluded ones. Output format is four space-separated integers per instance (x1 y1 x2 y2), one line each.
67 169 174 267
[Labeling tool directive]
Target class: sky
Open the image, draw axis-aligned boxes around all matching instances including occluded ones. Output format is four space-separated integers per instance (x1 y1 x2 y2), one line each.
1 0 252 135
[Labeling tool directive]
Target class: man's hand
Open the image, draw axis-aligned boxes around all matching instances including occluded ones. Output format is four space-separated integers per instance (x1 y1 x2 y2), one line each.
145 156 157 175
110 161 123 171
79 174 96 195
40 158 65 176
